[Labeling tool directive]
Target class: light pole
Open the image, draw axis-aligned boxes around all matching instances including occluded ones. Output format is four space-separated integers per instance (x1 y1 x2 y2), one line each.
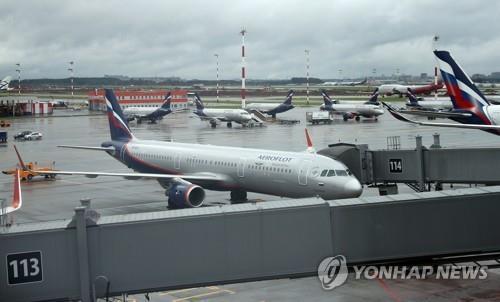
15 63 21 94
214 54 219 103
432 35 439 101
240 28 247 109
68 61 74 97
305 49 310 105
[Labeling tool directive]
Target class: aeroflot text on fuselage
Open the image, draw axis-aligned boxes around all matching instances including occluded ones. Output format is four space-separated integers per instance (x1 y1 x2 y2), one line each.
256 155 294 162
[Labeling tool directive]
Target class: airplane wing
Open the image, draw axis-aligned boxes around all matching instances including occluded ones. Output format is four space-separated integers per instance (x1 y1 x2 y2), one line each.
382 102 500 130
397 109 472 119
1 170 22 215
29 169 227 182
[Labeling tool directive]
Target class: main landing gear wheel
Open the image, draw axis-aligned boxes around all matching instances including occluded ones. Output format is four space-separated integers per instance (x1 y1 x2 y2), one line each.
343 115 349 121
355 116 360 121
210 121 217 128
227 122 232 128
230 190 248 203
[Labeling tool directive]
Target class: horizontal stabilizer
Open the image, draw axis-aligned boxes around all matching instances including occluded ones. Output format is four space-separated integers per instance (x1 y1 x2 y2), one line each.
58 145 116 151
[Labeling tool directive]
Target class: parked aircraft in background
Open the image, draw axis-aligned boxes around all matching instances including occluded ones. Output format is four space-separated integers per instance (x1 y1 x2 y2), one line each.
321 78 367 86
245 90 295 118
0 170 22 216
193 93 253 128
384 50 500 135
320 89 384 121
122 92 172 124
0 76 13 91
378 80 443 97
405 88 452 111
23 89 362 209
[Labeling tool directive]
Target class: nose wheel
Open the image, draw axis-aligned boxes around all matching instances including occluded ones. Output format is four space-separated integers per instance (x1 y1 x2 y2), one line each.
227 122 232 128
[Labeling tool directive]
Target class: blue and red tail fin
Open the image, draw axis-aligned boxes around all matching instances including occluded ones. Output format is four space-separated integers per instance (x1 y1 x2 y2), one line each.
321 90 336 106
434 50 489 111
365 88 379 104
283 90 294 105
104 89 135 141
161 92 172 110
193 93 205 110
406 88 419 106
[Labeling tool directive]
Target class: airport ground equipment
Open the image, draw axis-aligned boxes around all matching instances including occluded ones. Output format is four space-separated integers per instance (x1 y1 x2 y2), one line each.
2 162 56 181
318 133 500 193
306 111 333 124
0 131 6 143
2 187 500 301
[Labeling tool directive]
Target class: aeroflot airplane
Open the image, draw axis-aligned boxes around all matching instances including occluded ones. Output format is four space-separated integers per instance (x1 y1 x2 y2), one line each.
320 89 384 121
193 93 253 128
122 92 172 124
27 89 363 208
245 90 295 118
378 81 443 97
384 50 500 135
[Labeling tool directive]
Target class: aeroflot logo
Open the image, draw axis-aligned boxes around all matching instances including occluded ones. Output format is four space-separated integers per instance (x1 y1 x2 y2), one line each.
257 155 293 162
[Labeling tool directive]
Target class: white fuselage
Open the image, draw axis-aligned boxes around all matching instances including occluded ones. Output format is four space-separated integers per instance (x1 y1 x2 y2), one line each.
484 105 500 125
121 139 362 200
245 103 280 112
406 98 453 110
323 103 384 117
123 107 159 117
198 108 252 124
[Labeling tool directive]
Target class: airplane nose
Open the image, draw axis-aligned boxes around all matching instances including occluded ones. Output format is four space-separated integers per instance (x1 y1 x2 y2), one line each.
343 178 362 198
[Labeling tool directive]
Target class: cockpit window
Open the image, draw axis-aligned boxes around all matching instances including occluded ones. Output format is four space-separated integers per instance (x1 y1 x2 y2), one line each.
320 169 328 177
347 169 353 176
327 170 336 177
335 170 348 176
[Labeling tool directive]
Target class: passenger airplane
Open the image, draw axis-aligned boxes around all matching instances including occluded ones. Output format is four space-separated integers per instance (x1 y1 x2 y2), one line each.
322 78 367 86
123 92 172 124
245 90 295 118
383 50 500 135
378 81 443 97
405 88 452 111
193 93 253 128
0 76 13 91
25 89 362 208
320 89 384 121
0 170 22 216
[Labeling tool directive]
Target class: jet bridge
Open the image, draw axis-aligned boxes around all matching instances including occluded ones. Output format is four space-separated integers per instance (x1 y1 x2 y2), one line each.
2 187 500 302
318 133 500 194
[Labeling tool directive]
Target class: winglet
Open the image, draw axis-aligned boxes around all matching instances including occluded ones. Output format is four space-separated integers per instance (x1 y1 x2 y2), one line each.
1 169 22 216
13 145 27 171
381 102 418 124
305 128 316 153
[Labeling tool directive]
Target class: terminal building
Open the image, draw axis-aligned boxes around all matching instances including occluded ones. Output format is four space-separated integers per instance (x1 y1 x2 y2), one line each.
87 89 189 111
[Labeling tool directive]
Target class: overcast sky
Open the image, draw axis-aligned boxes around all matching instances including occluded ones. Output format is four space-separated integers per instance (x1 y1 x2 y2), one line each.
1 0 500 80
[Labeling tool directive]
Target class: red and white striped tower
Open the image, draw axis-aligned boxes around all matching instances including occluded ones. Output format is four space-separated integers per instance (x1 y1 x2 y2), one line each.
240 28 247 108
433 35 439 101
214 54 219 103
15 63 21 95
68 61 74 97
305 49 310 105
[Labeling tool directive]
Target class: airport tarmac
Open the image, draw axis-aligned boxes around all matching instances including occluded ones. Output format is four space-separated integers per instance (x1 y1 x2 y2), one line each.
1 103 499 224
2 103 500 301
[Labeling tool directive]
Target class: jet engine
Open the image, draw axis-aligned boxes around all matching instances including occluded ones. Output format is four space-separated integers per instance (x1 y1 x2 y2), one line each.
166 181 206 208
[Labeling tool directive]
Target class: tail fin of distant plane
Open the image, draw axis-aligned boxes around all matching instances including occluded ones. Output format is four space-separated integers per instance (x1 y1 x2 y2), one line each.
160 92 172 110
304 128 315 153
321 90 336 106
104 89 135 141
365 88 380 104
0 76 12 90
406 88 420 106
434 50 489 111
282 90 294 105
193 93 205 110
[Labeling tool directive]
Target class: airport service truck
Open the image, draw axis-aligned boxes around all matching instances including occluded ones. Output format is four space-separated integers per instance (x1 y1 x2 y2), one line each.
306 111 333 125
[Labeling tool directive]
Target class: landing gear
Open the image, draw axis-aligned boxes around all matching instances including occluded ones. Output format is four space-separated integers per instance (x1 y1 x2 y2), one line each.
342 114 349 121
137 118 142 124
355 116 360 122
230 190 248 203
210 120 217 128
271 114 276 119
227 122 232 128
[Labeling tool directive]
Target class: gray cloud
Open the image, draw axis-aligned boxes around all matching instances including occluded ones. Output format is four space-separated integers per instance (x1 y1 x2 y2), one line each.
1 0 499 79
